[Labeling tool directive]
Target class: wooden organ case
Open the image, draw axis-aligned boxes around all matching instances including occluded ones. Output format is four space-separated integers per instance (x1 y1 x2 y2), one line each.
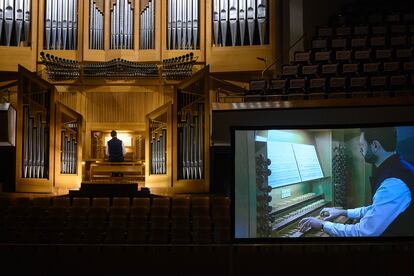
54 102 83 190
146 66 210 195
16 65 83 193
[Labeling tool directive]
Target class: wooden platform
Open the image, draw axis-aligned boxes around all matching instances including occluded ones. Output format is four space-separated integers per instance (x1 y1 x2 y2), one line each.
69 181 150 198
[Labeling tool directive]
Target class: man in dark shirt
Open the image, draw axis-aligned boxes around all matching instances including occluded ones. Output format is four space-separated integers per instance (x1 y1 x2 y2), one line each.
106 130 125 162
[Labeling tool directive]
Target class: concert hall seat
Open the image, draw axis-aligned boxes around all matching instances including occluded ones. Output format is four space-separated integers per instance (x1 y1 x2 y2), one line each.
52 197 70 207
112 197 130 207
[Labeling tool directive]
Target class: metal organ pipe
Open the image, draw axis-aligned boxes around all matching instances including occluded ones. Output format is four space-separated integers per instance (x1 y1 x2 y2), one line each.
111 0 132 49
44 0 78 50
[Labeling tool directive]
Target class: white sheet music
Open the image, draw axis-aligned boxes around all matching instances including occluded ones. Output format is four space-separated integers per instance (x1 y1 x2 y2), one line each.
267 141 301 187
292 143 324 181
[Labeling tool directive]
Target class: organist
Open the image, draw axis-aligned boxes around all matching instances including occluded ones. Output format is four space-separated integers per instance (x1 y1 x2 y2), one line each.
106 130 126 162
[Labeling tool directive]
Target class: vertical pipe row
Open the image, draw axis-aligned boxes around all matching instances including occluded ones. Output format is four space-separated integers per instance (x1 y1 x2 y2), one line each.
89 0 103 49
178 93 204 180
22 106 48 179
213 0 268 47
60 122 78 174
110 0 133 49
140 0 155 50
44 0 77 50
167 0 199 50
150 124 167 175
0 0 31 46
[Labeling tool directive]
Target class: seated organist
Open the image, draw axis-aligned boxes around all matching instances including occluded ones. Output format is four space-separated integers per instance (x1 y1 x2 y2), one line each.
105 130 126 162
299 127 414 237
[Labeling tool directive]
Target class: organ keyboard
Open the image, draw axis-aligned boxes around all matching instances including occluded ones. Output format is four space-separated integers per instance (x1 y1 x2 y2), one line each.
270 192 350 238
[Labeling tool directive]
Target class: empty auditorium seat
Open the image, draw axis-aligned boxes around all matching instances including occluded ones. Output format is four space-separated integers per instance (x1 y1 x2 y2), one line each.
391 24 407 34
322 64 339 76
370 76 389 92
404 61 414 72
375 49 393 60
309 78 327 94
368 14 383 25
132 197 150 208
312 38 329 50
248 79 267 95
371 25 387 35
314 51 332 64
294 51 312 65
112 197 130 207
335 50 353 63
370 36 387 48
396 48 413 60
391 35 409 48
301 65 320 77
282 65 300 78
268 79 287 95
329 77 348 93
349 76 368 92
351 37 368 48
363 63 380 75
288 79 307 94
342 63 360 75
336 26 352 37
383 61 401 74
354 49 371 61
72 197 90 208
331 38 348 49
386 13 401 24
92 197 110 208
354 25 370 36
52 197 70 207
390 74 408 90
317 27 333 37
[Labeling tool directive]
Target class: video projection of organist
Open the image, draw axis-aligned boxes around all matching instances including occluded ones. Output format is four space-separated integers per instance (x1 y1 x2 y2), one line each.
234 127 414 238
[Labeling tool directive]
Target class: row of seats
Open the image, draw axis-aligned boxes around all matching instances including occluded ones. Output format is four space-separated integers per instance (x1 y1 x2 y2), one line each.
292 49 413 66
316 24 414 38
310 36 414 51
0 196 231 244
282 61 414 77
245 7 414 100
249 74 414 96
329 11 414 26
0 196 228 208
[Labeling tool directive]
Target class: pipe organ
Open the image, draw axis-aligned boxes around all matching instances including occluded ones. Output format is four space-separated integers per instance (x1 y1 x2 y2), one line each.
213 0 268 47
22 105 48 179
139 0 154 50
0 0 31 46
89 0 104 50
60 121 78 174
110 0 134 49
167 0 199 50
149 116 167 175
44 0 78 50
20 73 51 180
177 89 204 180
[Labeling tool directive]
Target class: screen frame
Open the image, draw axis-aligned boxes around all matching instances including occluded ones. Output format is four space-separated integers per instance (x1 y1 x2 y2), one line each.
230 117 414 244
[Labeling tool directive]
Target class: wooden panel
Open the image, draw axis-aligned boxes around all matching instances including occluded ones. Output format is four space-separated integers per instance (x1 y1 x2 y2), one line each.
85 91 171 123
